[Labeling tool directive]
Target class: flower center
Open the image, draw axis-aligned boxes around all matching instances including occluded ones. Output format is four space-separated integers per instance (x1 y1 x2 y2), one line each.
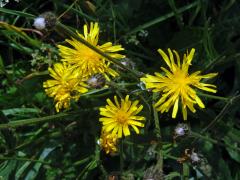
172 70 189 87
79 45 100 62
116 111 128 124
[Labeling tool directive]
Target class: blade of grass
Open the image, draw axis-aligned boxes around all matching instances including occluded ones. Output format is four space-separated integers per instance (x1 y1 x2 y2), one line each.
0 21 41 48
59 4 97 21
110 0 117 43
57 0 79 20
168 0 184 29
0 7 35 18
122 1 198 37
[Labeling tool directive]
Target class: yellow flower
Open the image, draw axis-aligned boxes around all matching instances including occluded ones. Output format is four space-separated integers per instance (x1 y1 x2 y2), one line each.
43 63 88 112
57 22 125 79
99 131 118 154
141 48 217 120
99 95 145 138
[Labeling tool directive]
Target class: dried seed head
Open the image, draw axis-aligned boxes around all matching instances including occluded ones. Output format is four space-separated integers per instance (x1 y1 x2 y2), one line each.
198 158 212 177
33 17 46 30
143 165 164 180
190 152 201 164
87 74 106 89
33 12 56 30
174 123 189 138
175 127 185 136
116 58 135 71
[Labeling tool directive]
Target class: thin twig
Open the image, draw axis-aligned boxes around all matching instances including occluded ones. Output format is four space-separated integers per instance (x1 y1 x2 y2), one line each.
190 131 240 152
57 0 79 20
201 92 240 133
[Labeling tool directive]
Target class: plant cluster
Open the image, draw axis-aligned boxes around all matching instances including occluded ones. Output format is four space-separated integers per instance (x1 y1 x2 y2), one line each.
0 0 240 179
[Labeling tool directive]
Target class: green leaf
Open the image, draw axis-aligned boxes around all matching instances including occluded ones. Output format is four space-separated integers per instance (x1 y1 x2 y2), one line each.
0 55 4 75
224 136 240 163
218 159 233 180
0 113 69 129
24 148 55 179
2 108 41 116
165 172 181 180
0 160 17 179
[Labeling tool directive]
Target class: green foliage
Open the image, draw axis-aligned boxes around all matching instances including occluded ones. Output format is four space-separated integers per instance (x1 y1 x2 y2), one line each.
0 0 240 179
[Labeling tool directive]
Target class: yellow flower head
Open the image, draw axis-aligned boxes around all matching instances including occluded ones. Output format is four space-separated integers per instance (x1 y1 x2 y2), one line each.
43 63 88 112
99 131 118 154
99 95 145 138
141 48 217 120
58 22 125 79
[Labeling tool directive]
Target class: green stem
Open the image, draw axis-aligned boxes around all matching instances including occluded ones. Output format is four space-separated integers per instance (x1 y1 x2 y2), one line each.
0 156 50 165
162 153 179 161
152 93 163 175
201 93 240 133
99 164 108 178
55 22 141 80
154 150 163 175
153 108 161 139
183 163 189 180
191 131 240 152
73 156 92 166
153 93 161 140
110 0 117 43
19 70 48 82
0 113 69 129
197 92 229 102
120 139 124 175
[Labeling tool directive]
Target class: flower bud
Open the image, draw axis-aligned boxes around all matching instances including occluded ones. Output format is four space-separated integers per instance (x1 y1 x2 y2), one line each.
99 131 118 155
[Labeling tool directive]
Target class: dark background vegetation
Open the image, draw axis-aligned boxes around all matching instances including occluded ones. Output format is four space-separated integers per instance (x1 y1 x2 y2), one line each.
0 0 240 179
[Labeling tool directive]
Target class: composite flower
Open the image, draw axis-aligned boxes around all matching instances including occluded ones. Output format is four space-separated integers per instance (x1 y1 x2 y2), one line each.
141 48 217 120
99 131 118 154
43 63 88 112
99 95 145 138
58 22 125 79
